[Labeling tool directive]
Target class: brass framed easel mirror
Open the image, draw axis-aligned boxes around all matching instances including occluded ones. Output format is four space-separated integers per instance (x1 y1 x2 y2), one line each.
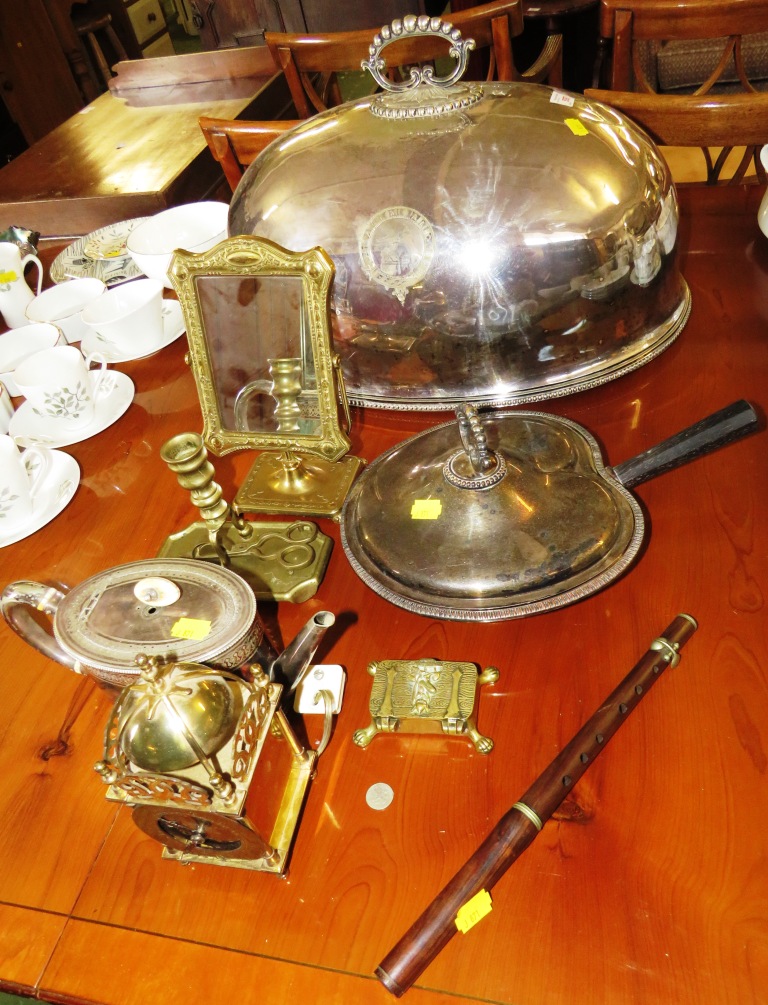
170 235 364 519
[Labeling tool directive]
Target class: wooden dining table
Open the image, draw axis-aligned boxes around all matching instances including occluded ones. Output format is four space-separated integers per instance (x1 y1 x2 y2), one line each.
0 183 766 1005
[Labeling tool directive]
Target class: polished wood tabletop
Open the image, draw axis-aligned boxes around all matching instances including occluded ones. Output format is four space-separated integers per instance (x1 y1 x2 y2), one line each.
0 185 766 1005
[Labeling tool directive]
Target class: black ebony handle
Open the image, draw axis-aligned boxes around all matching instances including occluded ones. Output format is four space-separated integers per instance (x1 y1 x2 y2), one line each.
611 399 760 490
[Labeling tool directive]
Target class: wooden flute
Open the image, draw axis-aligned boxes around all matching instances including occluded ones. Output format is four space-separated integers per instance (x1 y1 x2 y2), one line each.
376 613 699 997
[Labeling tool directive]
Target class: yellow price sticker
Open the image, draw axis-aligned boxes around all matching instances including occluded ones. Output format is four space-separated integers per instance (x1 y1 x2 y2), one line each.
455 889 493 934
411 499 442 520
170 617 212 641
564 117 589 136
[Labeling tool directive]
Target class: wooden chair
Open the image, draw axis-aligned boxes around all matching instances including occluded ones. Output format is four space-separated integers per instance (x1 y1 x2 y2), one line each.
265 1 563 119
584 88 768 184
597 0 768 93
198 117 303 191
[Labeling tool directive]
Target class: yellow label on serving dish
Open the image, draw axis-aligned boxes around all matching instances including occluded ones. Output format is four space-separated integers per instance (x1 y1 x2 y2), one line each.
565 117 589 136
170 617 212 641
411 499 442 519
455 889 493 933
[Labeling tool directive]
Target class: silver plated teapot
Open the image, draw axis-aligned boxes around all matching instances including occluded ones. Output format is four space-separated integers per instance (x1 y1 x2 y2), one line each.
2 557 333 690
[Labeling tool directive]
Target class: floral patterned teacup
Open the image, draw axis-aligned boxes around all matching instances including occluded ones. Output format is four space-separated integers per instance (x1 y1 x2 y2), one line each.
13 345 108 431
0 434 50 531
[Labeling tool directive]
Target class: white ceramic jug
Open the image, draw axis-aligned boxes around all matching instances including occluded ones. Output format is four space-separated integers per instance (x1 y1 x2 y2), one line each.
0 241 43 328
759 145 768 239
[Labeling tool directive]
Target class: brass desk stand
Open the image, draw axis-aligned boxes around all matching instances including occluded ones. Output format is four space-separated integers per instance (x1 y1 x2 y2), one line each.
158 432 332 603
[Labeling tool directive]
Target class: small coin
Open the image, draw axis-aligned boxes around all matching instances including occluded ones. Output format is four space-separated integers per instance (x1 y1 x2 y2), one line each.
365 782 394 811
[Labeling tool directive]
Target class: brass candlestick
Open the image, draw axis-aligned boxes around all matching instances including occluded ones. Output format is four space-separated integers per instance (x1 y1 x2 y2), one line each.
157 432 333 603
161 432 253 564
270 357 303 434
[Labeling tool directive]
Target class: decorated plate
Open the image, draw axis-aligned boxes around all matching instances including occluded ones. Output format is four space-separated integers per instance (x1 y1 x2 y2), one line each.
83 220 141 261
50 218 148 287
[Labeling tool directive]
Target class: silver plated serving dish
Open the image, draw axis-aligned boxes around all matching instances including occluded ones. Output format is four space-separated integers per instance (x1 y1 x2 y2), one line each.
229 16 689 411
339 400 758 621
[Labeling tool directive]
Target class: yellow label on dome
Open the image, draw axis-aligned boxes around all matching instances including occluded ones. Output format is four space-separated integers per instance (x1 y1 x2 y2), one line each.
565 117 589 136
171 617 212 641
455 889 493 933
411 499 442 519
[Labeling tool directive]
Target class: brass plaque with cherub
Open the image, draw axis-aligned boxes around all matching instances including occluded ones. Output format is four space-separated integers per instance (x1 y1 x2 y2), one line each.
353 658 498 754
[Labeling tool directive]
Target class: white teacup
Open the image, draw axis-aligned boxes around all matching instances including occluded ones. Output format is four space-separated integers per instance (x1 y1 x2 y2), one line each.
25 278 106 343
81 278 165 357
0 322 66 395
0 434 51 531
14 344 108 431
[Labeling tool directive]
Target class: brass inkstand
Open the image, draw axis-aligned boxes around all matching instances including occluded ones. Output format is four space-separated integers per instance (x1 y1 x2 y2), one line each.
353 658 499 753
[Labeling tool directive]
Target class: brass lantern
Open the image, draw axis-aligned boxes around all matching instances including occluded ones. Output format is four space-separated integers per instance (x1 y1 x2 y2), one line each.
95 653 315 872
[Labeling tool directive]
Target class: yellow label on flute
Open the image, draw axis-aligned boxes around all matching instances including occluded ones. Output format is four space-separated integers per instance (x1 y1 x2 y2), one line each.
411 499 442 519
170 617 212 641
455 889 493 933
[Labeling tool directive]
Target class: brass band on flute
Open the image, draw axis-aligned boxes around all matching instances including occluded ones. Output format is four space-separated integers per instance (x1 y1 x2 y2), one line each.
376 613 699 997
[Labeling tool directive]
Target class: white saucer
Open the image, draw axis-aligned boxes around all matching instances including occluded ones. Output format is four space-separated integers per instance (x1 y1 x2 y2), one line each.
0 449 80 547
81 300 185 363
50 218 148 287
9 371 135 448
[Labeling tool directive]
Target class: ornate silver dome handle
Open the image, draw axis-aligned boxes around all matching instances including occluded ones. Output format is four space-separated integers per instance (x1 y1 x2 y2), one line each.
361 14 476 92
444 404 508 490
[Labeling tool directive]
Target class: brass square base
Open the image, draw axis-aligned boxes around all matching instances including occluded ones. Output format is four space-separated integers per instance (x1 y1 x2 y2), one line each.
234 452 365 521
157 519 333 603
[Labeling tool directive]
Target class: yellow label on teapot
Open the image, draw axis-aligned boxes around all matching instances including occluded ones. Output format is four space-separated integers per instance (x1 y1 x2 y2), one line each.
171 617 212 641
0 270 19 284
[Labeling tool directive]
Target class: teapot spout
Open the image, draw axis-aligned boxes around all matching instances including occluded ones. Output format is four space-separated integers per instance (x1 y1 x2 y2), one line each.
271 611 335 691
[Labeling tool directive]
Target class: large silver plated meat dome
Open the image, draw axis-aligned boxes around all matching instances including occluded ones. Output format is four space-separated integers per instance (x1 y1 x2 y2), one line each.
229 15 690 411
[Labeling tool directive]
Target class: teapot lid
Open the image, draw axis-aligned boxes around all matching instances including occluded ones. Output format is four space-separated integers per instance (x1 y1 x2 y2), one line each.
340 406 644 620
53 558 256 672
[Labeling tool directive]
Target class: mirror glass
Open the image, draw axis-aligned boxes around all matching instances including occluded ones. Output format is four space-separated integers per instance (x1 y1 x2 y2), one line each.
196 274 321 438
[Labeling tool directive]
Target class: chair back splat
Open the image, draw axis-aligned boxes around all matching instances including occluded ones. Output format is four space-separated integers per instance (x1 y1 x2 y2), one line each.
199 118 303 192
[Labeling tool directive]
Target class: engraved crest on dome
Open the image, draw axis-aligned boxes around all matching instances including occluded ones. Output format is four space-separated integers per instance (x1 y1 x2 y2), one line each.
359 206 435 305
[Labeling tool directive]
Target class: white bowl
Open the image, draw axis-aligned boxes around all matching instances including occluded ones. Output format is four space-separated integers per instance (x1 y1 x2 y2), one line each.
126 202 229 288
25 278 106 343
0 322 66 394
81 278 165 356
